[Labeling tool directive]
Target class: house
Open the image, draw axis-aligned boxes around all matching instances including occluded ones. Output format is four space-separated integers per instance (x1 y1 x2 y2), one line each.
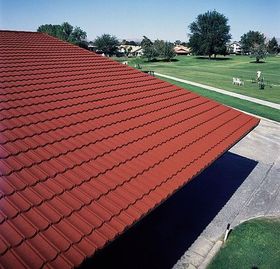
87 42 97 52
0 30 259 269
118 45 143 57
228 41 242 54
174 45 190 55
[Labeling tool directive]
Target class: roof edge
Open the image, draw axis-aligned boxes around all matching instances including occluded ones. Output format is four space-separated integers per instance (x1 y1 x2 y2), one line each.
0 29 42 34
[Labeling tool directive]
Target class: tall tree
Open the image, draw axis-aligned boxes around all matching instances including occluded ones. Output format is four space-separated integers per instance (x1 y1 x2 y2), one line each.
240 31 266 62
240 31 265 53
188 10 231 59
141 36 153 49
142 46 158 61
37 22 88 48
267 37 279 54
94 34 119 56
141 36 157 61
161 42 176 61
153 39 165 55
61 22 73 40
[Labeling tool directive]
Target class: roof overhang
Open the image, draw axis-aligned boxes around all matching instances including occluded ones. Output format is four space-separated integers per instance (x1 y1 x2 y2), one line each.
0 30 259 268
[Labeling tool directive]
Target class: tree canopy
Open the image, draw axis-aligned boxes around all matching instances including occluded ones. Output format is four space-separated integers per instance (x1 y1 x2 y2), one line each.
267 37 279 54
188 10 231 58
141 36 157 61
240 31 265 53
240 31 267 62
93 34 119 56
37 22 88 48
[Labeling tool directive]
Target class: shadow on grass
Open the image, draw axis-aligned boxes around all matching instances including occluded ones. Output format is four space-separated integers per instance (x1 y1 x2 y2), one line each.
143 58 179 63
249 60 266 64
80 152 258 269
195 56 233 61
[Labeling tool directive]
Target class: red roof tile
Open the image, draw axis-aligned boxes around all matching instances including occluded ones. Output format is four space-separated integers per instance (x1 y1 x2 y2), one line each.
0 30 259 268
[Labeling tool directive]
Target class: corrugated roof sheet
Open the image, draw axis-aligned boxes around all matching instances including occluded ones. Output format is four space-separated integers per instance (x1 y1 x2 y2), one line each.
0 31 259 268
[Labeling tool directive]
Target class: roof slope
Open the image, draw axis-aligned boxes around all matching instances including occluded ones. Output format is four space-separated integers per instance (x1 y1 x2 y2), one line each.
0 31 259 268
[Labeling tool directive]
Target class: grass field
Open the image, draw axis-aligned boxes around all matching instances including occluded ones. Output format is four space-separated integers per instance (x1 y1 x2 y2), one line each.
208 218 280 269
115 55 280 104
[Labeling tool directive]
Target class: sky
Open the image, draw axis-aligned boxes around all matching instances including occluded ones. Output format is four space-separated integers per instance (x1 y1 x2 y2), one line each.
0 0 279 42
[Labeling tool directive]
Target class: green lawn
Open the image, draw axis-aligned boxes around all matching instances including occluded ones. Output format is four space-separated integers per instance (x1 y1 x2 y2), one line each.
115 55 280 104
208 218 280 269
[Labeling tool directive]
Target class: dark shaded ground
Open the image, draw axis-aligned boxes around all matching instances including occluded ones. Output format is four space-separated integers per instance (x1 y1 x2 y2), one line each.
195 56 233 61
80 152 257 269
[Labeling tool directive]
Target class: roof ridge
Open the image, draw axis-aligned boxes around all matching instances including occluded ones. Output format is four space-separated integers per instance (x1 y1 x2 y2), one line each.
0 30 42 34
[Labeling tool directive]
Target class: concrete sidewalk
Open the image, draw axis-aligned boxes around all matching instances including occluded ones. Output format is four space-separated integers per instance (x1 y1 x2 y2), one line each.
155 73 280 110
173 118 280 269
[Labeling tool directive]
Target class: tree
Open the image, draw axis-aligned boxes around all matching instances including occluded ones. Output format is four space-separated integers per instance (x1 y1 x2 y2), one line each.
61 22 73 40
267 37 279 54
188 10 231 58
141 36 153 48
240 31 265 53
154 40 175 61
161 42 176 61
94 34 119 56
37 24 63 39
143 46 158 61
240 31 266 62
250 44 267 63
37 22 88 49
142 37 175 62
153 39 165 55
141 36 157 61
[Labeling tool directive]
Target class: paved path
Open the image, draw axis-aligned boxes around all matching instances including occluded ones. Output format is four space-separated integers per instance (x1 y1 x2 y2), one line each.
173 118 280 269
155 73 280 110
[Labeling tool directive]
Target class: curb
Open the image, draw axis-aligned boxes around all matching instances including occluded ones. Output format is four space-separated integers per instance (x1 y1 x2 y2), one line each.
198 240 223 269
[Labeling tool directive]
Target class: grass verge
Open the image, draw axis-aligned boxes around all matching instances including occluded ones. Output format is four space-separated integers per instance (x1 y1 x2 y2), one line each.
157 77 280 122
208 218 280 269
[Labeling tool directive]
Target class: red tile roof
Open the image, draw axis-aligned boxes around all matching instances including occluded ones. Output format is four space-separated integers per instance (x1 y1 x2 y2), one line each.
0 30 259 268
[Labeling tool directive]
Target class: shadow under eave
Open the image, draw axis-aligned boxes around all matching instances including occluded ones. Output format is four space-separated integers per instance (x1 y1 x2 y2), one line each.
79 151 258 269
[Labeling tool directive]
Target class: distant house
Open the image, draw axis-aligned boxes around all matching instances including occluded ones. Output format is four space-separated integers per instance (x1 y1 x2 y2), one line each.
228 41 242 54
118 45 143 57
88 43 97 52
174 45 190 55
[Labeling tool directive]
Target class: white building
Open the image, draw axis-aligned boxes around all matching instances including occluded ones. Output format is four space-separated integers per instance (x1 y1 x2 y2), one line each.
118 45 143 57
228 41 242 54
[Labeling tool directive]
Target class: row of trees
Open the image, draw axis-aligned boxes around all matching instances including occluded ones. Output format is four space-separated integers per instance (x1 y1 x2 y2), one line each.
188 10 279 62
37 23 176 60
37 23 120 56
141 36 176 61
38 17 279 63
240 31 279 62
37 22 88 48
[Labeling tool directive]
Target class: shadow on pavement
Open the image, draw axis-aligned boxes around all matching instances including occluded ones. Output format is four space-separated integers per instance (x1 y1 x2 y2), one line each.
80 152 258 269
